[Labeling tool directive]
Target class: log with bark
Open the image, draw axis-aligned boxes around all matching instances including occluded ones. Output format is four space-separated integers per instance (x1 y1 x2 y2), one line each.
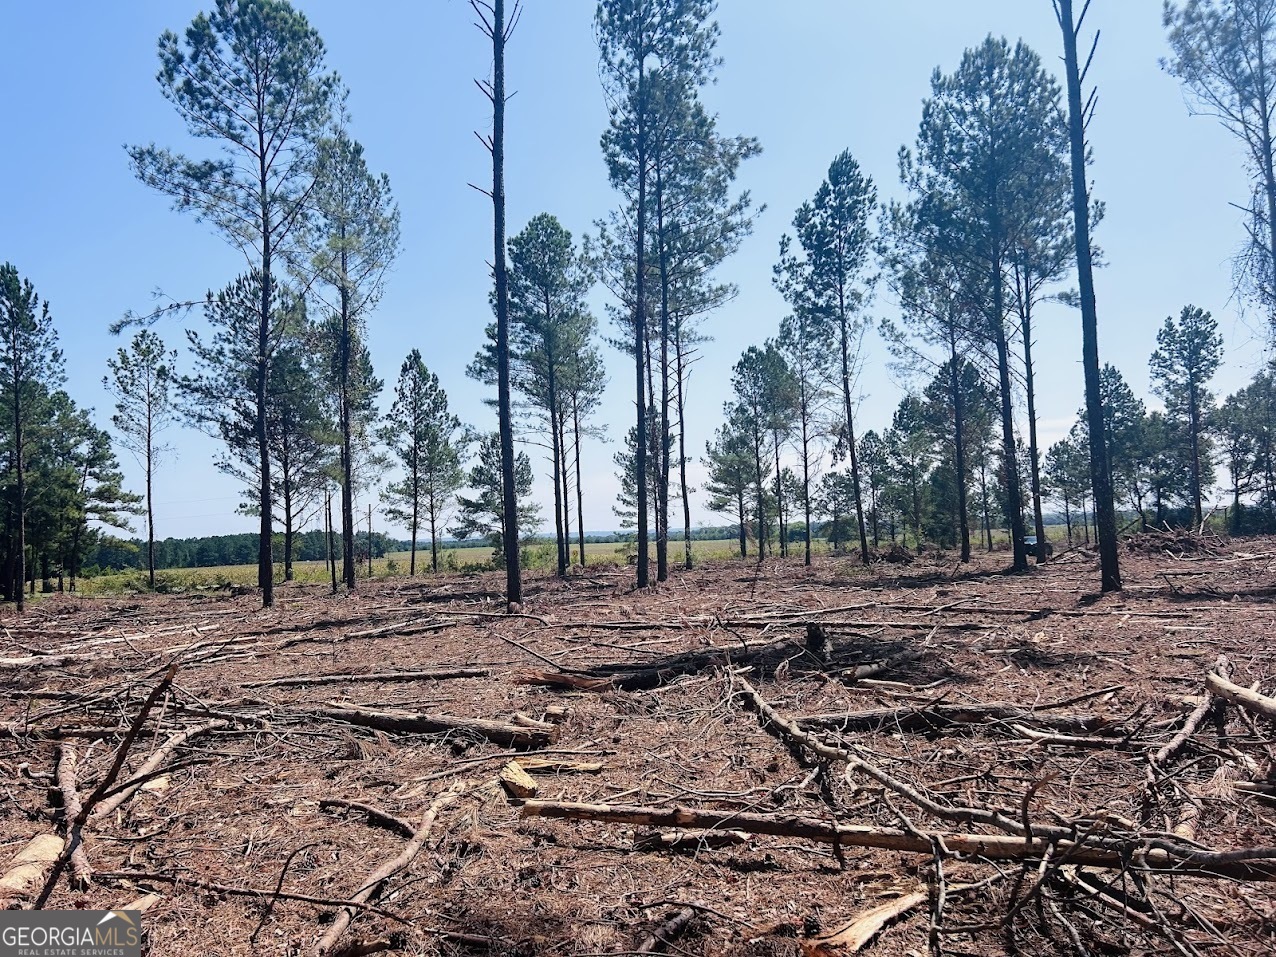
55 745 93 889
520 799 1276 880
315 703 555 748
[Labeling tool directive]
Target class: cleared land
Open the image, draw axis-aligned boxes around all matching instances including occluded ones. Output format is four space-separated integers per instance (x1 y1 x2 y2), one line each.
3 535 1274 955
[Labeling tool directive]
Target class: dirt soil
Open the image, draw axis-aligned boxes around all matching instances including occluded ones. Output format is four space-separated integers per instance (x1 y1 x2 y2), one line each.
3 539 1276 956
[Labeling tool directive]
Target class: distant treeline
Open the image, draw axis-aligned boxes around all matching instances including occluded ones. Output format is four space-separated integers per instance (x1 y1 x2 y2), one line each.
84 530 402 574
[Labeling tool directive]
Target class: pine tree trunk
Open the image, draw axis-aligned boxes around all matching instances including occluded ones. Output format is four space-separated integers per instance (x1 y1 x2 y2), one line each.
992 263 1027 572
773 437 785 559
339 240 357 591
837 289 870 566
949 334 971 563
1058 0 1121 591
327 490 337 595
655 173 671 583
801 405 813 566
548 348 566 578
675 334 692 570
573 394 587 568
13 375 22 615
491 0 521 606
1189 384 1204 525
256 128 275 609
1022 297 1048 564
560 431 572 569
146 401 156 589
633 34 650 590
753 437 766 562
429 491 440 574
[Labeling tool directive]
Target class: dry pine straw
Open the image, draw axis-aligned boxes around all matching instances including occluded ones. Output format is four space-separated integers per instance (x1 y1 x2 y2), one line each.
1 542 1275 956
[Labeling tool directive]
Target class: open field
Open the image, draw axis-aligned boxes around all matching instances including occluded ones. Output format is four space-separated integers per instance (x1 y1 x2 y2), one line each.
5 535 1275 955
75 526 1089 595
74 538 753 594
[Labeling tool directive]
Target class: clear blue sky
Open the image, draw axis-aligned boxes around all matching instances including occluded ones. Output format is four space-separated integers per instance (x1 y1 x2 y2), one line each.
0 1 1265 540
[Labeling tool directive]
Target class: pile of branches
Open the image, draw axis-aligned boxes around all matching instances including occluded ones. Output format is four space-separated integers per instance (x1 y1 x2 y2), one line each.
1124 525 1227 557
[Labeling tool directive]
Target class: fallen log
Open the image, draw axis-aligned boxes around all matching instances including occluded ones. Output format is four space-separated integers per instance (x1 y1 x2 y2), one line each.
1206 671 1276 720
315 704 555 748
55 745 92 889
0 834 62 902
243 668 489 689
316 783 466 956
797 703 1124 737
519 799 1276 880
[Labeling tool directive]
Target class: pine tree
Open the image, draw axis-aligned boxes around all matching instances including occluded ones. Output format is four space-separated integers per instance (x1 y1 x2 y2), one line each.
596 0 720 587
129 0 340 607
901 37 1072 572
381 351 464 574
105 330 177 589
1055 0 1123 590
308 128 400 590
451 432 539 568
1149 305 1224 525
703 420 753 558
1164 0 1276 329
775 151 877 566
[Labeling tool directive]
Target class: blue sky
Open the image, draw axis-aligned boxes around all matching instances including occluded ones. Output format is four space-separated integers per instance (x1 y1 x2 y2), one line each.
0 1 1266 540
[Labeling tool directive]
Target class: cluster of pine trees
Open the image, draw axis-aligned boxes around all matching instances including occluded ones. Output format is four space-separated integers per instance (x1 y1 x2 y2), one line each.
0 265 137 608
688 2 1276 584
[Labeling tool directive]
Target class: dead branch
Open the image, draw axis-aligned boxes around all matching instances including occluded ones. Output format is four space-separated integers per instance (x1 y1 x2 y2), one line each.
520 799 1276 880
637 906 696 953
315 783 466 956
97 869 405 920
1153 656 1230 769
314 703 555 748
732 675 1276 879
90 719 229 823
797 702 1126 737
319 800 415 839
243 668 489 689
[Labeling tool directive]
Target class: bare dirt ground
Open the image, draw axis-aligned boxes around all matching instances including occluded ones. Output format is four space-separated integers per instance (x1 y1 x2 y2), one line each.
3 538 1276 957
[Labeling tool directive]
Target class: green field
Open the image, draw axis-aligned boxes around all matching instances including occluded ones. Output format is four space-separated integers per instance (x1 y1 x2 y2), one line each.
74 537 752 594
